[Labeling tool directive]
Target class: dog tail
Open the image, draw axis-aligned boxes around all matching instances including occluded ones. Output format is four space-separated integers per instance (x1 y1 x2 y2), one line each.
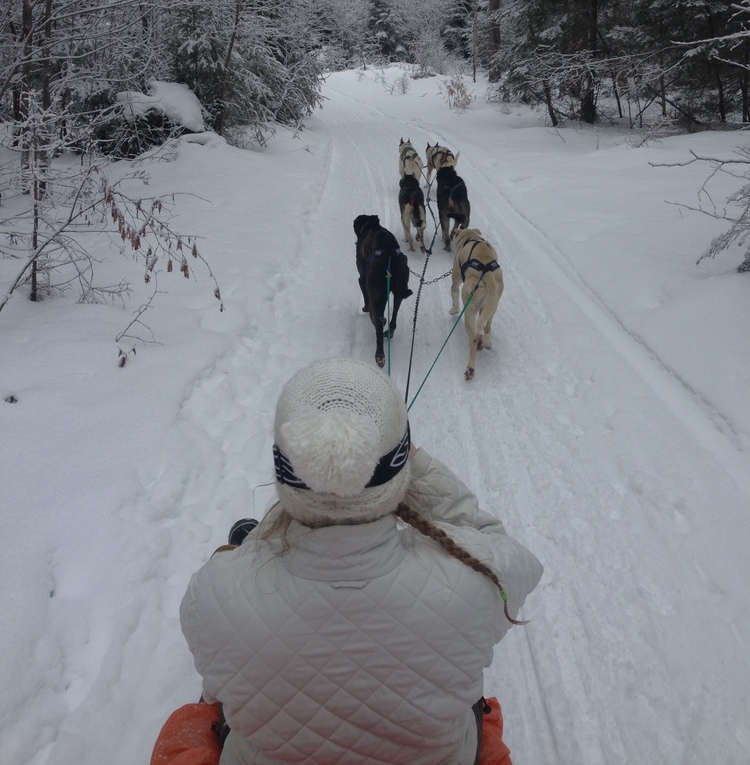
454 151 460 165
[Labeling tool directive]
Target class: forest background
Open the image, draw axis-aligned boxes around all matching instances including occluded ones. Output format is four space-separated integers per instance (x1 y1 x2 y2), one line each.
5 0 750 304
5 0 750 157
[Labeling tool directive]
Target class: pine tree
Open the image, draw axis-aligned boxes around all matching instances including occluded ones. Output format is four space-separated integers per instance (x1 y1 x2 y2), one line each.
165 0 324 144
442 0 474 59
367 0 410 60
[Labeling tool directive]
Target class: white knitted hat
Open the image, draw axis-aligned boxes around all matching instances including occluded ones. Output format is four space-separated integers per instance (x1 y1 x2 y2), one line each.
273 358 411 526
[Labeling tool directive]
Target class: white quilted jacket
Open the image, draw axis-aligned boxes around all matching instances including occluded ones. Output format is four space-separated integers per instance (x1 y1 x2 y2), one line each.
180 449 543 765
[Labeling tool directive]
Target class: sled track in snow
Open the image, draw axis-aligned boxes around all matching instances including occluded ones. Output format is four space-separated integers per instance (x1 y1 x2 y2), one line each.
450 141 750 499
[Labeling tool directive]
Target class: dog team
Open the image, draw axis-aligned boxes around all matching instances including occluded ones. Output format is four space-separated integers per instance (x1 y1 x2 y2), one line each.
355 138 504 382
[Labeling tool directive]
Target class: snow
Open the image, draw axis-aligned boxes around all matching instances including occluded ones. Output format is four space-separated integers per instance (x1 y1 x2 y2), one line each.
116 80 206 132
1 66 749 765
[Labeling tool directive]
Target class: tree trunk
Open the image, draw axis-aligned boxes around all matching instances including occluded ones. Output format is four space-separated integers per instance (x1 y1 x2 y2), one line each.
743 40 749 123
715 67 726 122
471 3 477 83
215 0 242 136
487 0 501 83
580 82 596 123
580 0 597 123
38 0 53 195
20 0 33 192
543 81 558 126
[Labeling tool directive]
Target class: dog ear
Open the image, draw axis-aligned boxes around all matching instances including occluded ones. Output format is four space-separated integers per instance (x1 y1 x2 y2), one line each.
400 138 405 145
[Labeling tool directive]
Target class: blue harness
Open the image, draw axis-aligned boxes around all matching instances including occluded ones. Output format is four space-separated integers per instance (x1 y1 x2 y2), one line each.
366 247 404 276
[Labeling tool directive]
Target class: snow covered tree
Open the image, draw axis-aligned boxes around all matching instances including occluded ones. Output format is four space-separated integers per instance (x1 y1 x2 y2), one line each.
0 0 224 341
441 0 474 60
309 0 370 70
656 2 750 272
165 0 324 144
491 0 750 128
0 0 174 160
367 0 411 61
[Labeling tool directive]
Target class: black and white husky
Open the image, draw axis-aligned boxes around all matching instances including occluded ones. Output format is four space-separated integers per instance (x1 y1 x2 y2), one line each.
425 142 460 186
399 138 424 179
398 174 426 253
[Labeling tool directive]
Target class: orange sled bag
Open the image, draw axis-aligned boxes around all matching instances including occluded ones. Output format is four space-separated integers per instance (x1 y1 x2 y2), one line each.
150 702 221 765
479 697 513 765
150 698 511 765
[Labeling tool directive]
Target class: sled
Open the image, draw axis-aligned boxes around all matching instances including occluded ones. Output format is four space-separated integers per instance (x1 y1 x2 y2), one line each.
150 696 511 765
150 701 222 765
479 696 512 765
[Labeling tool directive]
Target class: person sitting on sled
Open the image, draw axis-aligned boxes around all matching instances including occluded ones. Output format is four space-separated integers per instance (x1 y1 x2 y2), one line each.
180 357 543 765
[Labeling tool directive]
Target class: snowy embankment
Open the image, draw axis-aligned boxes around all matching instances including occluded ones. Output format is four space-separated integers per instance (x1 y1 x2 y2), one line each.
1 67 748 765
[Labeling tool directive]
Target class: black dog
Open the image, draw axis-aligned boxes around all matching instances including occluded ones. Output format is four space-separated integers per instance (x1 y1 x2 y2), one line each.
436 166 470 251
353 214 413 368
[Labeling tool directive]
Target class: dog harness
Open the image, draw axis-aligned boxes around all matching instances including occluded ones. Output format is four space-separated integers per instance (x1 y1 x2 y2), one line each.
461 258 500 282
460 240 500 282
366 247 405 276
445 180 465 200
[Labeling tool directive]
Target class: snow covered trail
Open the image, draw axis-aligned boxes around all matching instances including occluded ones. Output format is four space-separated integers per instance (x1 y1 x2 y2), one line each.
130 72 750 765
132 72 750 765
4 68 749 765
319 73 750 764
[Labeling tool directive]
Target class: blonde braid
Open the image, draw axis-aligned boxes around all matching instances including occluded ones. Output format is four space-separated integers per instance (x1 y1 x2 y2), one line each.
395 503 528 626
256 503 293 548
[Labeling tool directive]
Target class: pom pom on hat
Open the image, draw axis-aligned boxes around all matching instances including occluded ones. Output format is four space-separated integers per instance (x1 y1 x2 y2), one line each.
273 358 411 525
280 409 380 497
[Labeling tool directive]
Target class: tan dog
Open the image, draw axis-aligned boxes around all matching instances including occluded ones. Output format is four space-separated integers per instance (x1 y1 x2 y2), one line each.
425 143 460 186
449 228 504 381
399 138 424 179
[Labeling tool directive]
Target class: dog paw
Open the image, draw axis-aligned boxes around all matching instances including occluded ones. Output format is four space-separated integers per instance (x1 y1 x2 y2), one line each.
449 307 458 316
464 367 475 381
376 355 386 368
